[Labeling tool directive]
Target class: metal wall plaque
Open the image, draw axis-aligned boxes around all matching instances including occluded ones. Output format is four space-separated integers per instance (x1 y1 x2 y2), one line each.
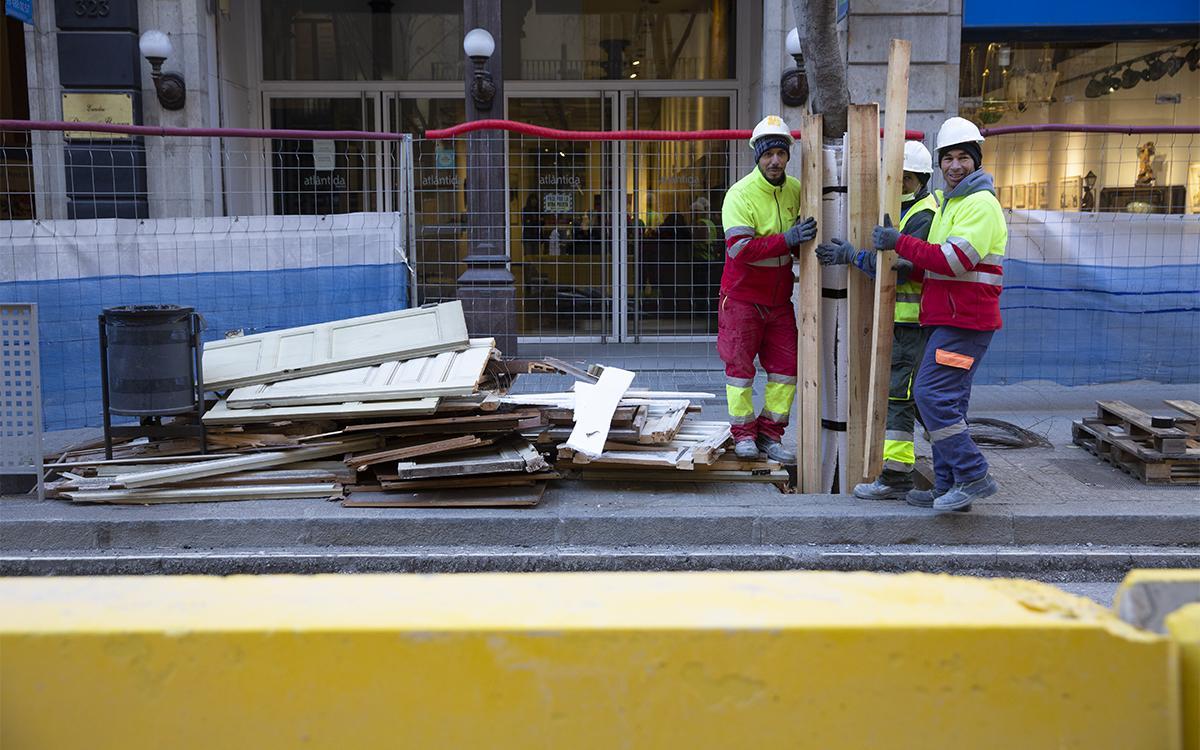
62 92 134 139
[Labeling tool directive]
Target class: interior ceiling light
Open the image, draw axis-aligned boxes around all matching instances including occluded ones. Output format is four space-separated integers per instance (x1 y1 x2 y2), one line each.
1166 54 1186 77
1121 65 1142 89
629 73 637 78
1187 45 1200 71
632 60 640 66
1084 78 1105 98
1100 71 1122 93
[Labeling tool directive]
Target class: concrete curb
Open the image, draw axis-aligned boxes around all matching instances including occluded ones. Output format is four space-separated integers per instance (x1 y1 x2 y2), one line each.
4 544 1197 578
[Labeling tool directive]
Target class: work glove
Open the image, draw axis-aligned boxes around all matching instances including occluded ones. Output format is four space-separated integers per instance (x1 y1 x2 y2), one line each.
815 237 856 266
872 213 900 250
784 215 818 249
893 258 914 285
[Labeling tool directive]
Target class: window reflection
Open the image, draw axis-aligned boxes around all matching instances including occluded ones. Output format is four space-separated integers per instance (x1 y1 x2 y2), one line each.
269 98 377 215
262 1 463 81
501 0 734 81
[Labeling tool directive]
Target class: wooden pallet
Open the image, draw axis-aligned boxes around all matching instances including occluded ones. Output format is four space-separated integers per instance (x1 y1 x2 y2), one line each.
1072 400 1200 485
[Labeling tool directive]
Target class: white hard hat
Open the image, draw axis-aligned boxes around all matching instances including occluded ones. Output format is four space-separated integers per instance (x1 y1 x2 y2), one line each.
749 115 795 149
935 116 985 152
902 140 933 174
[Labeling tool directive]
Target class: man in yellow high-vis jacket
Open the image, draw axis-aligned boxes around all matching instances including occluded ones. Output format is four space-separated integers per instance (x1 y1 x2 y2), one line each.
815 140 938 499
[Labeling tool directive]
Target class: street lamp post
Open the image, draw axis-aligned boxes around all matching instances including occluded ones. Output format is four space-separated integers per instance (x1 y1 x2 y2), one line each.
456 3 517 356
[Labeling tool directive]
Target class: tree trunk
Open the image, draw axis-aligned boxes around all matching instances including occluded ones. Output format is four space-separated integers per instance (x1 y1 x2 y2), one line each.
790 0 848 136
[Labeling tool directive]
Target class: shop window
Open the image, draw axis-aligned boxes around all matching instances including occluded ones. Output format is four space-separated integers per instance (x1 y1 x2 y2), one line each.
501 0 734 81
261 0 463 81
959 39 1199 214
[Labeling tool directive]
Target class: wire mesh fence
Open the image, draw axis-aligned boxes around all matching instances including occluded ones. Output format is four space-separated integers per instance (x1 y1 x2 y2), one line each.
0 122 413 429
0 119 1197 432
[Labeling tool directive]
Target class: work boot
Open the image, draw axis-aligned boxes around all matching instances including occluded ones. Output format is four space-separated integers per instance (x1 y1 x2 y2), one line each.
733 439 760 459
905 487 947 508
933 474 999 512
853 477 910 501
756 436 797 464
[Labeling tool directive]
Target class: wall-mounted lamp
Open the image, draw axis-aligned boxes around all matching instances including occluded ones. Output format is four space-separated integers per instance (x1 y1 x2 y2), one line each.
463 28 496 111
138 31 186 110
780 27 809 108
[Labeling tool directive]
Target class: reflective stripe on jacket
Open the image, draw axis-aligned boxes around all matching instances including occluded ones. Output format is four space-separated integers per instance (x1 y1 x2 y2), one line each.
894 191 938 324
895 170 1006 331
719 167 801 306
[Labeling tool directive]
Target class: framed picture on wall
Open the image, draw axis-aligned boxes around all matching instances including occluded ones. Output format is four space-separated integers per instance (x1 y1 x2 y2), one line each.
1037 181 1049 208
1026 183 1038 209
1188 163 1200 214
998 185 1012 209
1058 176 1082 211
1014 184 1027 209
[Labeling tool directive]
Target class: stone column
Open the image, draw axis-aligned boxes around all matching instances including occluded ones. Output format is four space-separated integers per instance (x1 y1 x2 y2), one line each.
457 0 517 356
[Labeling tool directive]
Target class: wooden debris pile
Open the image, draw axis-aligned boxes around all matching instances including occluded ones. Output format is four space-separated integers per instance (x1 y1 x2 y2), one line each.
1071 399 1200 486
44 302 786 506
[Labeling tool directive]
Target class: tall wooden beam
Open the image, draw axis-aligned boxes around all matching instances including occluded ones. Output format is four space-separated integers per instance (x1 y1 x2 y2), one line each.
863 39 911 481
795 114 823 493
845 104 879 490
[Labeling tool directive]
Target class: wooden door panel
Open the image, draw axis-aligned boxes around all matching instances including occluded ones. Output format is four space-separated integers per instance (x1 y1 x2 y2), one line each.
202 301 470 390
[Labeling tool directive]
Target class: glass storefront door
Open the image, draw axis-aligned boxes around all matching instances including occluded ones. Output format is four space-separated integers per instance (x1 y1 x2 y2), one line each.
508 95 617 339
623 93 732 339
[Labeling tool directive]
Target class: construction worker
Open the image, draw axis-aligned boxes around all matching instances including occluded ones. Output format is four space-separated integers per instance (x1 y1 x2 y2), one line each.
814 140 937 499
719 115 818 462
871 116 1007 512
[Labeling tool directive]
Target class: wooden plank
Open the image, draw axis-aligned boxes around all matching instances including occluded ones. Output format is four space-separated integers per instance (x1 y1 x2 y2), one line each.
66 483 343 505
863 38 912 481
114 438 378 489
202 301 470 390
341 410 536 433
572 468 789 483
1164 399 1200 421
845 103 880 489
1097 400 1190 452
392 441 548 480
563 367 635 459
225 339 494 408
795 112 824 493
202 396 440 425
48 468 352 494
342 483 546 508
345 435 487 472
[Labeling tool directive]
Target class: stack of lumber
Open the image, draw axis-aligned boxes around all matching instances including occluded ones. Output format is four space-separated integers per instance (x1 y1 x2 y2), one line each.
1071 400 1200 485
44 302 788 506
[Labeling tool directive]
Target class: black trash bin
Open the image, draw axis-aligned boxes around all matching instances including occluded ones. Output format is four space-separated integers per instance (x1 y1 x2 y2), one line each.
102 305 198 415
98 304 205 458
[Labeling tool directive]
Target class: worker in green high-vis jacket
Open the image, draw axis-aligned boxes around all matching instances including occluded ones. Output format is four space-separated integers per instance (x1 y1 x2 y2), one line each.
814 140 938 500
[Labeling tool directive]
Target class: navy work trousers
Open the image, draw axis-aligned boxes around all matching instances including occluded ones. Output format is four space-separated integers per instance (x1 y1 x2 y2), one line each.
913 325 995 490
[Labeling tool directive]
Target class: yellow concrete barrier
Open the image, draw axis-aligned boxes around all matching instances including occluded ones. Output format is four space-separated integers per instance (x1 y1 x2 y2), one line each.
1167 603 1200 750
0 572 1180 750
1116 569 1200 633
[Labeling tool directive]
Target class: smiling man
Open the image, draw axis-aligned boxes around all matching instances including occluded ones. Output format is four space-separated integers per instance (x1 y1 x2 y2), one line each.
718 115 818 463
871 116 1008 513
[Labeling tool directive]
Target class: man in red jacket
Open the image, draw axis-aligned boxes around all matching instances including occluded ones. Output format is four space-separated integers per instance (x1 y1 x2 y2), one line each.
872 117 1007 512
719 116 817 462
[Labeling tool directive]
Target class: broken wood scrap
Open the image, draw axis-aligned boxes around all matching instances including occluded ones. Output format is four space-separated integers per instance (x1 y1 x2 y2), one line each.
637 400 690 444
341 409 541 435
203 396 440 425
568 468 790 483
342 482 547 508
114 437 379 489
392 441 548 480
344 435 491 472
564 367 636 460
48 466 353 492
65 483 343 505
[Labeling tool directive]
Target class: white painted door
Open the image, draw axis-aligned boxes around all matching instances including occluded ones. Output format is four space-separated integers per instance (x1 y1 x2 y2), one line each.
224 339 494 407
202 301 470 390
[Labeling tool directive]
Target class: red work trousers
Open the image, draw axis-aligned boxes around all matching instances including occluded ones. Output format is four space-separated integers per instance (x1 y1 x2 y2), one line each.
716 294 798 442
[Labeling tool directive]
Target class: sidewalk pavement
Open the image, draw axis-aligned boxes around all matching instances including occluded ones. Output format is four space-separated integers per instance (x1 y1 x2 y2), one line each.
2 381 1197 578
